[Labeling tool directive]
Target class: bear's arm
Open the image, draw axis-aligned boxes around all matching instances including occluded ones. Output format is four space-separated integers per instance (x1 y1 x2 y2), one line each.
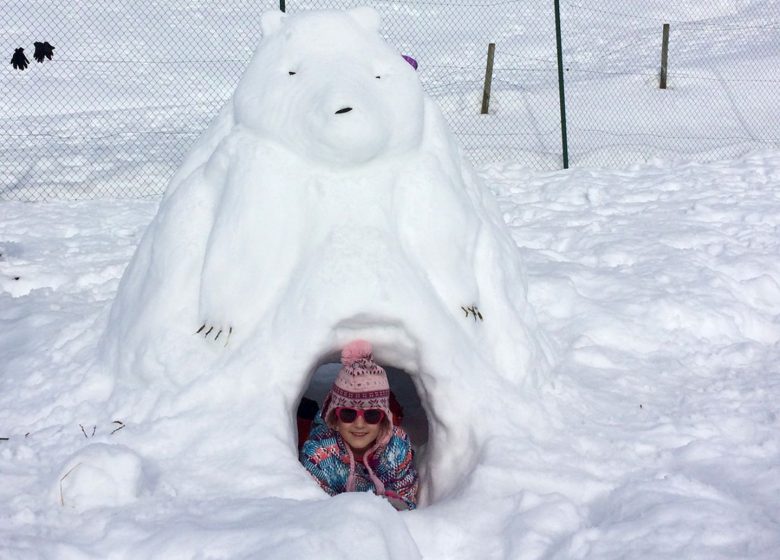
196 139 307 341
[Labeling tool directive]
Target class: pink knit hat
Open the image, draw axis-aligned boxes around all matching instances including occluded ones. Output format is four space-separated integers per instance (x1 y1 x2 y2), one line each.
322 340 394 494
322 340 392 428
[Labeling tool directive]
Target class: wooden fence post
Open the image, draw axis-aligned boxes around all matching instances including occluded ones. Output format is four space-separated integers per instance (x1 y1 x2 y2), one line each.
660 23 670 89
481 43 496 114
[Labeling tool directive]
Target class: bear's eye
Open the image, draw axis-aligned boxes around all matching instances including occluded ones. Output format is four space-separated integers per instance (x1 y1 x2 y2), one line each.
288 71 296 76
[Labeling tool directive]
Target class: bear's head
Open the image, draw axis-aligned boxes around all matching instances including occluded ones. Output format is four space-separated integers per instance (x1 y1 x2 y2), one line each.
233 8 425 166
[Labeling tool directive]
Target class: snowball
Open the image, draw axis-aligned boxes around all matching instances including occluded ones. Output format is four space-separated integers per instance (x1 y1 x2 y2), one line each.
55 444 147 511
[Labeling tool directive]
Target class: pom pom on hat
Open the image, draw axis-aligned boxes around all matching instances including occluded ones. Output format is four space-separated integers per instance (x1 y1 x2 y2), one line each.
341 339 373 366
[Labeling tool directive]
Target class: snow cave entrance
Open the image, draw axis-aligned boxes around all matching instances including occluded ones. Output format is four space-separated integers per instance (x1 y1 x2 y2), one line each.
297 359 430 460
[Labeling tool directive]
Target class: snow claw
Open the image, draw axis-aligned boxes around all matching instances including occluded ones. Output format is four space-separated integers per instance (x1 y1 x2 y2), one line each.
461 305 484 322
110 420 126 435
196 323 233 346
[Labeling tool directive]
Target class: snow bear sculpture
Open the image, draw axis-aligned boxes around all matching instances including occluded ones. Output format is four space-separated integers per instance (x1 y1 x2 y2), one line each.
102 7 551 507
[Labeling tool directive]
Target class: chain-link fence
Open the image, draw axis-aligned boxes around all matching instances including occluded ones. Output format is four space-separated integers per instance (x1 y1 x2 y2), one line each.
559 0 780 167
2 0 779 201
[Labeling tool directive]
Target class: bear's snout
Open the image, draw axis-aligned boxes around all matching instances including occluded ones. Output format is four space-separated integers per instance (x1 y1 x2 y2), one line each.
335 107 353 115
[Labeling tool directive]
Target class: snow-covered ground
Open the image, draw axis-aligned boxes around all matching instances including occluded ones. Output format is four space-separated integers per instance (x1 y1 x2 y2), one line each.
2 1 780 558
3 150 779 558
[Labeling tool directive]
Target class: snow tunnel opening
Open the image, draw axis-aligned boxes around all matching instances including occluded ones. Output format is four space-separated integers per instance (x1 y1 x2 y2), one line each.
295 356 432 503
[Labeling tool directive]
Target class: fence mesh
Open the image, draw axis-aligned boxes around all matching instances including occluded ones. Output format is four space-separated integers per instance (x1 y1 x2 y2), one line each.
559 0 780 167
2 0 779 201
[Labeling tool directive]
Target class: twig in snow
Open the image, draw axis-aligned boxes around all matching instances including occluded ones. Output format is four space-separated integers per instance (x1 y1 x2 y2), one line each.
79 424 96 438
110 420 126 435
460 305 484 322
59 462 82 507
196 323 233 346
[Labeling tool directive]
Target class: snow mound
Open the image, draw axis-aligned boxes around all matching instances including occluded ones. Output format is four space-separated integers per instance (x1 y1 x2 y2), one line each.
55 444 147 511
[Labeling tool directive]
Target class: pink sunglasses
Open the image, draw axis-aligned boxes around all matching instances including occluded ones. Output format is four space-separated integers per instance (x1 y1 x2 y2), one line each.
335 407 385 425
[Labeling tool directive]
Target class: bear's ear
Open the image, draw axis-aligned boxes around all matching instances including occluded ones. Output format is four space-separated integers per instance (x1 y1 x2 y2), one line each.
260 10 287 37
347 7 381 33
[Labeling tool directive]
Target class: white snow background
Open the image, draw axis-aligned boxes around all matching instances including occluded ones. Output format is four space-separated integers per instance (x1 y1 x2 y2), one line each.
2 2 780 560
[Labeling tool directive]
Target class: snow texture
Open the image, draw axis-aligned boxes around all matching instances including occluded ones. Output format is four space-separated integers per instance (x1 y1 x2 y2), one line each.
4 153 780 560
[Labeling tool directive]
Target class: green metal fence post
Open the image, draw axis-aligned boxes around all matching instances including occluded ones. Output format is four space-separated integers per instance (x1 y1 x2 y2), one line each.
280 0 286 13
553 0 569 169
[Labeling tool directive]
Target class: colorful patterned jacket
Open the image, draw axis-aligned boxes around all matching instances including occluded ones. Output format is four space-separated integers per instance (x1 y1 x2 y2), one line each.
300 415 419 510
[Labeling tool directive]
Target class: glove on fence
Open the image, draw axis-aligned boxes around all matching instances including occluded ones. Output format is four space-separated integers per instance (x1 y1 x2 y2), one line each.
33 42 55 63
11 48 29 70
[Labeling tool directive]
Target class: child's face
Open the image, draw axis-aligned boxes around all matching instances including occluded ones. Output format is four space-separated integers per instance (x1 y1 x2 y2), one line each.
336 411 381 454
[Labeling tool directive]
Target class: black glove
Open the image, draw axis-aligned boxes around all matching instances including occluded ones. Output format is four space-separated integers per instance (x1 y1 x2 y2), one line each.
33 42 55 63
11 47 29 70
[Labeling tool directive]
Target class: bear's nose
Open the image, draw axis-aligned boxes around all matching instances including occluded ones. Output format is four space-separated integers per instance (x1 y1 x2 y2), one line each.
335 107 353 115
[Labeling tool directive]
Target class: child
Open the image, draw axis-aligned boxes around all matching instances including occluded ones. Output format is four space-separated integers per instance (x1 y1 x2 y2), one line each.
299 340 419 510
